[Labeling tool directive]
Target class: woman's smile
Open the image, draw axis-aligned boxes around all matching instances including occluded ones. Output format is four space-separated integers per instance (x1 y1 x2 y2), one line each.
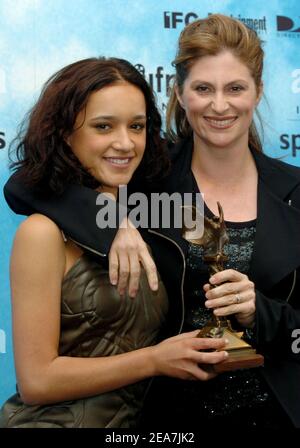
203 116 238 129
103 156 134 167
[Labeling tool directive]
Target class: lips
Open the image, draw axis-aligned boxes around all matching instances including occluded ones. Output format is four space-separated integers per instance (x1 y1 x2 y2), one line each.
204 116 237 128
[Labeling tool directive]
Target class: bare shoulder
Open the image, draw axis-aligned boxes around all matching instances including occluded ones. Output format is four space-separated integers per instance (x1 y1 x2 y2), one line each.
15 214 64 246
12 214 66 276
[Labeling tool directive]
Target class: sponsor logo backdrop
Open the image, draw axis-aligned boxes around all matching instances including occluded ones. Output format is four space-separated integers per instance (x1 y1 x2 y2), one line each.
0 0 299 405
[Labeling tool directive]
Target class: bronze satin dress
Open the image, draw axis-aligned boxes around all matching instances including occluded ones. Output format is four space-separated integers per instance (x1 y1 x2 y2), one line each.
0 252 168 428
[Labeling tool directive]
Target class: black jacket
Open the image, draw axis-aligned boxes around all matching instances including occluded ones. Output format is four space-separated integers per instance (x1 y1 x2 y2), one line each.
4 139 300 426
151 138 300 427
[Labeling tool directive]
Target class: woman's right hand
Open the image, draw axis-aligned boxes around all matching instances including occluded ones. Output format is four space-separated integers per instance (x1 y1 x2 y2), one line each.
150 330 228 381
109 217 158 298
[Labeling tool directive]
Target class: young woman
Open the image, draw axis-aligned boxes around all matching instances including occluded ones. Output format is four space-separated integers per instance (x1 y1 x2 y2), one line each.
0 57 227 428
4 15 300 428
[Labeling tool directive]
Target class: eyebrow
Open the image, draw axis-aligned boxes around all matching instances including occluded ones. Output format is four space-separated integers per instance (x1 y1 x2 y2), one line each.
90 114 147 121
191 79 249 86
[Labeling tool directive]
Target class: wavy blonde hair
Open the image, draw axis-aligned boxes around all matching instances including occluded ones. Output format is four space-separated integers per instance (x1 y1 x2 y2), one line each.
166 14 264 151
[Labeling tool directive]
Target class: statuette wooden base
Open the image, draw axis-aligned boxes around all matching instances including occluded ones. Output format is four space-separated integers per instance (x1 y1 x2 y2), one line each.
198 327 264 372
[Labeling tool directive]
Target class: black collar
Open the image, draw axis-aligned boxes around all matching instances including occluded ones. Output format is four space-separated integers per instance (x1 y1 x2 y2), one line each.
251 149 300 201
249 152 300 291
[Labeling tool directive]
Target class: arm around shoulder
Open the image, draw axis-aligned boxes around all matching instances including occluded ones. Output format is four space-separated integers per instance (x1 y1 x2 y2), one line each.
4 174 123 256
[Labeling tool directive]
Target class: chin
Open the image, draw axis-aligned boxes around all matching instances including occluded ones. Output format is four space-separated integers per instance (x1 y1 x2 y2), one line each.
205 139 233 148
109 176 133 187
215 141 234 148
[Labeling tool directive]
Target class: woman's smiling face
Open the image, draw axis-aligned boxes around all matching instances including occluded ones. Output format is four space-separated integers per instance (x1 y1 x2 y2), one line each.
67 81 147 197
177 50 262 150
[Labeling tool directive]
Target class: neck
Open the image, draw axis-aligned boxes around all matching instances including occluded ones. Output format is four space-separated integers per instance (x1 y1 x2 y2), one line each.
191 136 256 186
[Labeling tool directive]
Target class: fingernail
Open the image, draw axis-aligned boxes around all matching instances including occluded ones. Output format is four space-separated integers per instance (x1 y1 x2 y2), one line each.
224 351 229 357
225 339 229 344
111 279 117 285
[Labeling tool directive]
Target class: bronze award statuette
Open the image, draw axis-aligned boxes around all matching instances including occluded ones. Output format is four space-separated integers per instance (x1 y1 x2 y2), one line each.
182 202 264 373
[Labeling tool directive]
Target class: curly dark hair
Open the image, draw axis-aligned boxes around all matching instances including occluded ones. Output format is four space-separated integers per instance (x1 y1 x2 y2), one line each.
10 57 169 195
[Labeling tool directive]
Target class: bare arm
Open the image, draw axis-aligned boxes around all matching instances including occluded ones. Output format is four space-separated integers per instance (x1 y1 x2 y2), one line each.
11 215 228 406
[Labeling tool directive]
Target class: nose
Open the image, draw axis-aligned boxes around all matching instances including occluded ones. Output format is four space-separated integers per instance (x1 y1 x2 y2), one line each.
211 92 230 114
112 128 135 152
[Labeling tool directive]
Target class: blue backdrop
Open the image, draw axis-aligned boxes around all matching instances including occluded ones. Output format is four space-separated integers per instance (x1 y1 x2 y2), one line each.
0 0 299 405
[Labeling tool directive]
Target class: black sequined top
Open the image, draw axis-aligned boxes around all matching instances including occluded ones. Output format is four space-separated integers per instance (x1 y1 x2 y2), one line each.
181 203 290 426
184 206 257 331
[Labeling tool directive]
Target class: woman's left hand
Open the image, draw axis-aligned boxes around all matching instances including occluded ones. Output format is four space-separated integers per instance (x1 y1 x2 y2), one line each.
203 269 256 328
